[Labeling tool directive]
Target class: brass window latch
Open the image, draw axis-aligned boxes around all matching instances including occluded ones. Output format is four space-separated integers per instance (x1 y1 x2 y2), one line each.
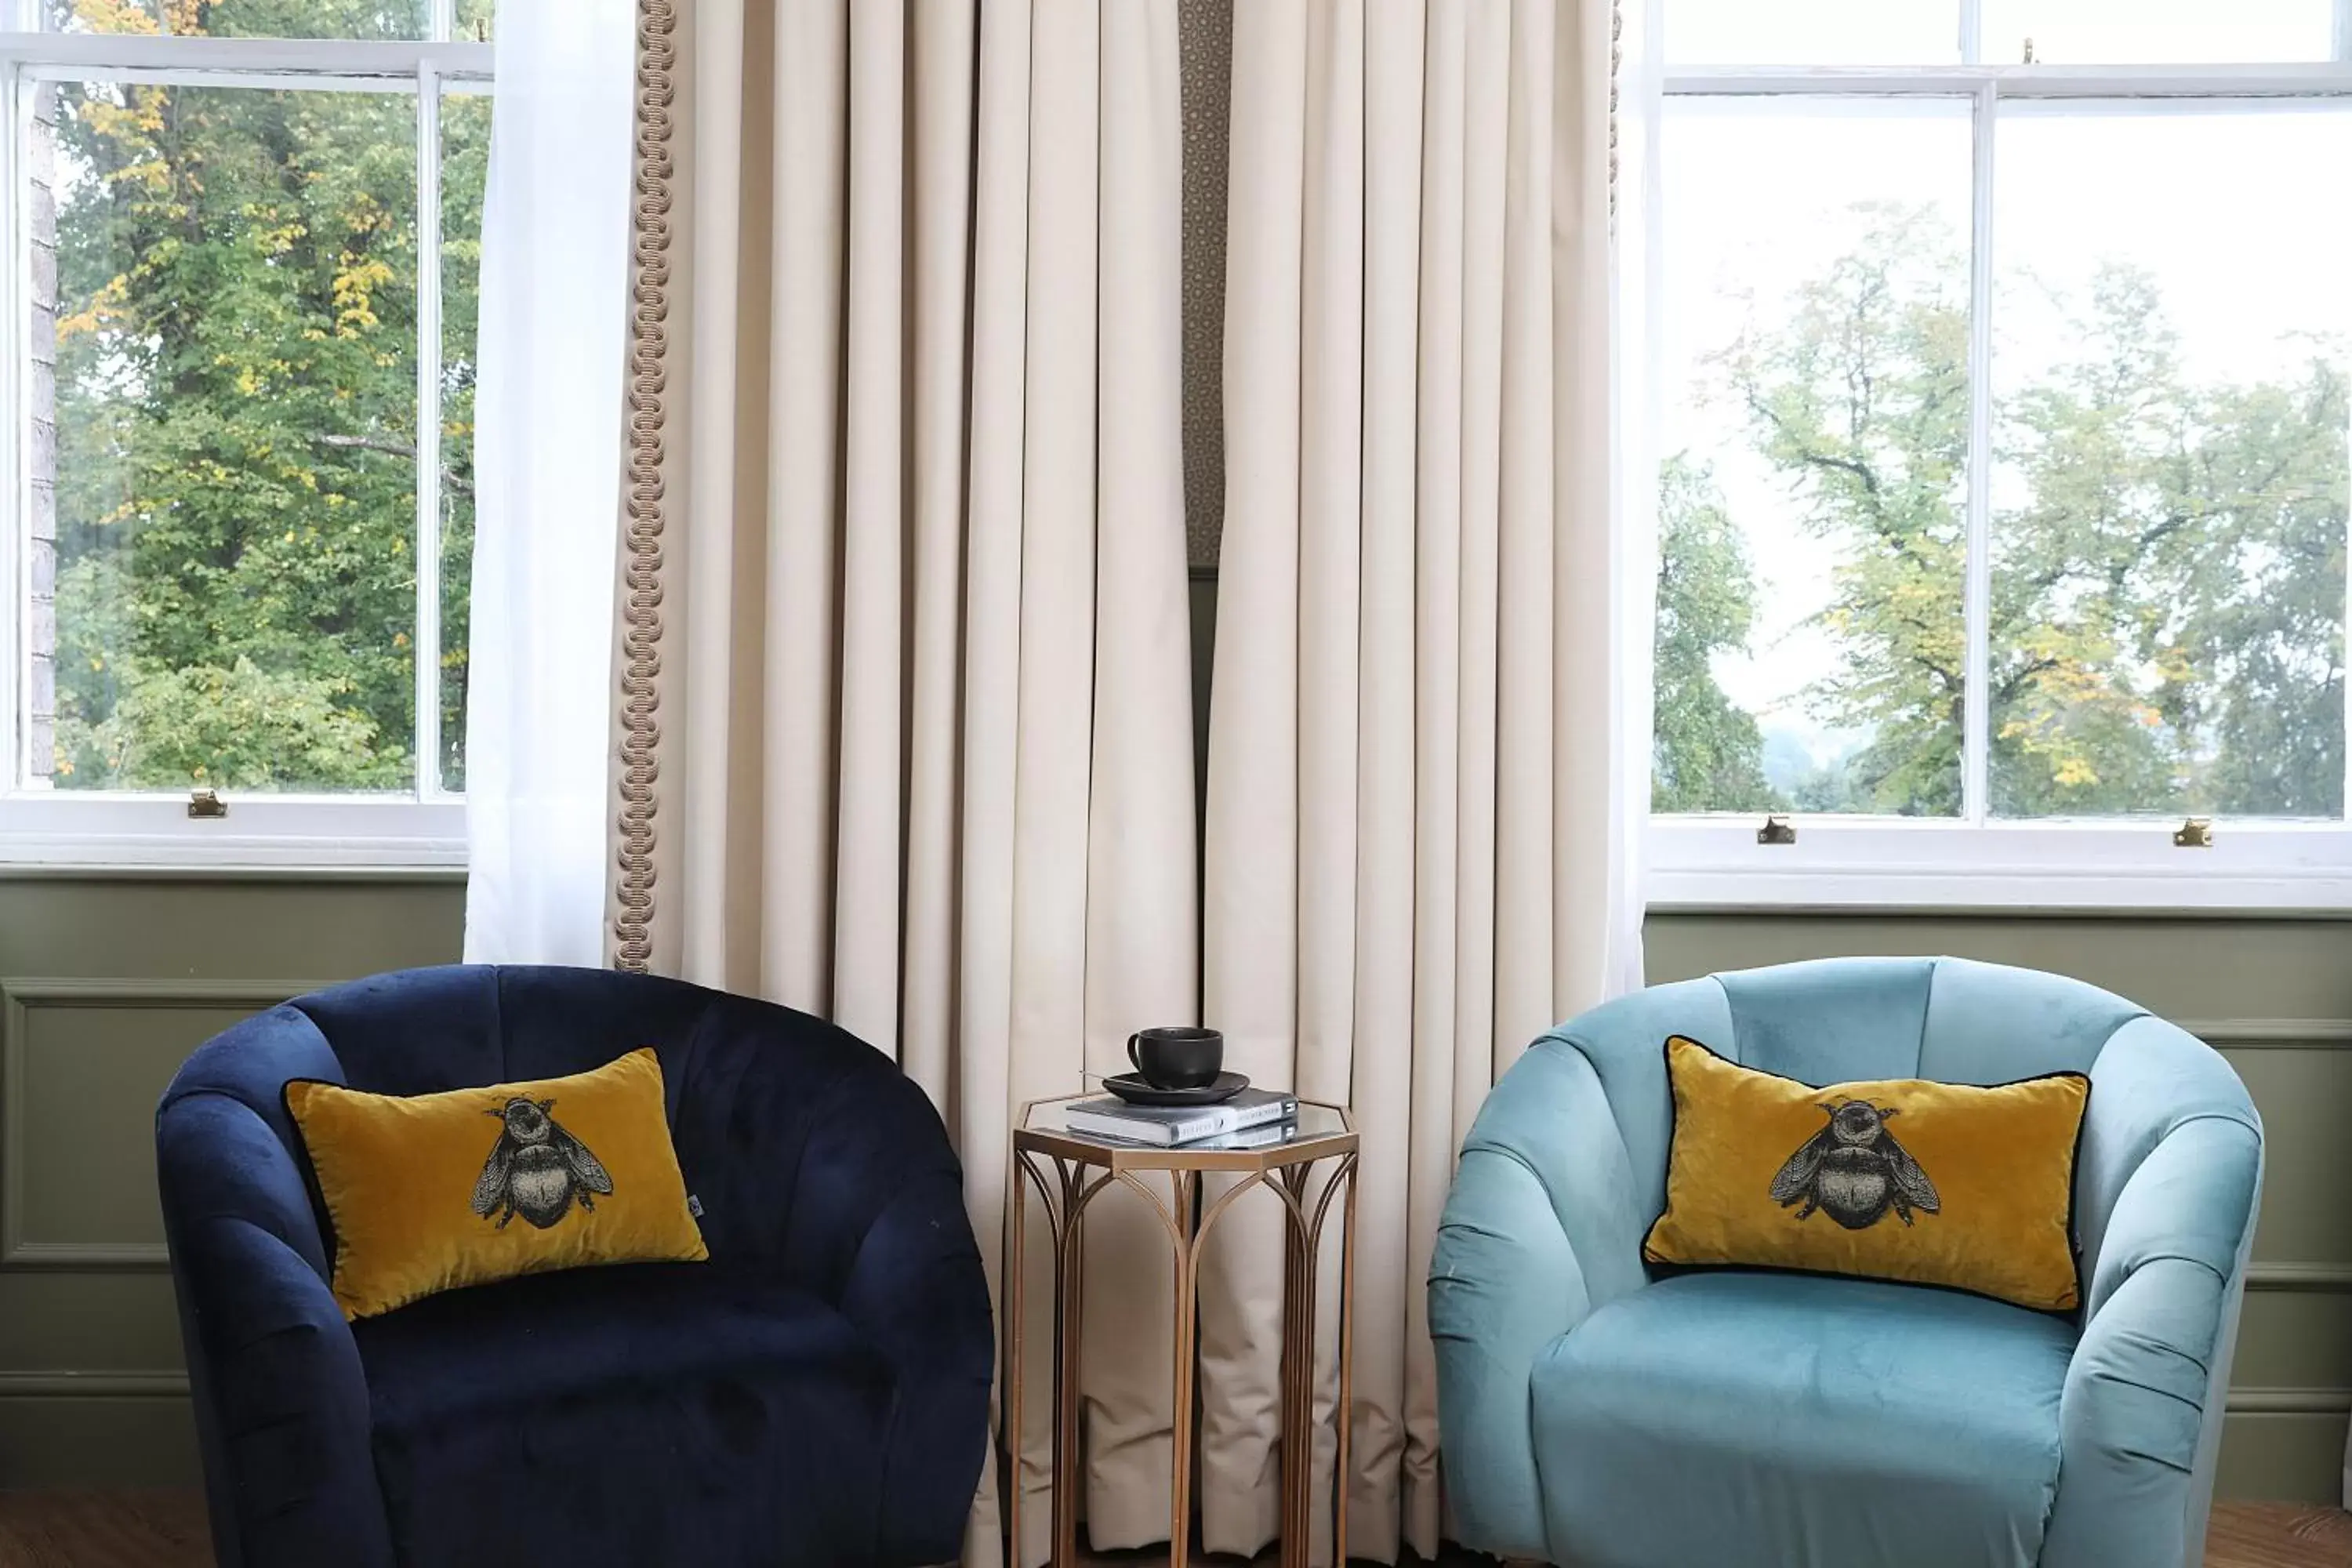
187 788 228 819
1757 814 1797 845
2172 816 2212 848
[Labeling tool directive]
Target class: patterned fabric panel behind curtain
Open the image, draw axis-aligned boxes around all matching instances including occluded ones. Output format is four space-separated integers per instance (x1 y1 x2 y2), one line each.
611 2 1198 1563
1203 0 1639 1562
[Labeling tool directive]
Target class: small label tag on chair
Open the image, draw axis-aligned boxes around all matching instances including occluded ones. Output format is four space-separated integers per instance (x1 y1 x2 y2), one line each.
687 1194 704 1218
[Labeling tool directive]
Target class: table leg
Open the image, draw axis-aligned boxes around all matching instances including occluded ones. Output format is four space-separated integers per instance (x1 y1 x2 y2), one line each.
1054 1188 1085 1567
1278 1166 1316 1568
1170 1169 1200 1568
1333 1158 1357 1568
1005 1153 1028 1568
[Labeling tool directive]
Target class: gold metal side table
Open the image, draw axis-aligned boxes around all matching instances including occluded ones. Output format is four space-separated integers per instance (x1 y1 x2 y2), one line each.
1003 1097 1359 1568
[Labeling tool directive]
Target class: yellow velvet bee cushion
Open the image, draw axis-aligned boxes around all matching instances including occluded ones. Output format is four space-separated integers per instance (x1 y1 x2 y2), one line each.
1641 1036 2090 1312
283 1047 708 1321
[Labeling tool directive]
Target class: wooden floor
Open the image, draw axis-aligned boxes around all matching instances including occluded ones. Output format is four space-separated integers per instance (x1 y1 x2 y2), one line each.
0 1492 2343 1567
2203 1506 2352 1568
1074 1504 2352 1566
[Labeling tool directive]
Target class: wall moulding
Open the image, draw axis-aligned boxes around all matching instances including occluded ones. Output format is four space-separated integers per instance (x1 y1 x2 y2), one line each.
0 977 329 1271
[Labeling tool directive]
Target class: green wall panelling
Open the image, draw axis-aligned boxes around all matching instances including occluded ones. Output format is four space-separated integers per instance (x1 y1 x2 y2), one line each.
0 873 464 1488
2216 1412 2352 1503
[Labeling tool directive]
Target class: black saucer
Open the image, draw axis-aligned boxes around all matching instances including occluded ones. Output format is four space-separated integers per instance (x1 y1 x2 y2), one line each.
1102 1070 1250 1107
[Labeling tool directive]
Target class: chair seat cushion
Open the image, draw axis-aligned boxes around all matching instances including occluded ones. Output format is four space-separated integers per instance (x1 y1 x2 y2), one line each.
1530 1272 2075 1568
352 1261 897 1568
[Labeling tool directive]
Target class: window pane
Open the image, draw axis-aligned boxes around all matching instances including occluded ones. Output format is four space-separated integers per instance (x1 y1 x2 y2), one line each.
1979 0 2332 64
438 89 488 792
1665 0 1959 64
1656 100 1973 816
47 0 164 31
44 84 420 792
1987 107 2351 820
47 0 429 38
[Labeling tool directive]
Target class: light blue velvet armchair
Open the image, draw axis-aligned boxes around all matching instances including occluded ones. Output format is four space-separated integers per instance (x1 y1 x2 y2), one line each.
1429 956 2263 1568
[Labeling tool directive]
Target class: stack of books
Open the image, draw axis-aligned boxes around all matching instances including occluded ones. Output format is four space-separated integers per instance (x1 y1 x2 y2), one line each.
1065 1087 1299 1149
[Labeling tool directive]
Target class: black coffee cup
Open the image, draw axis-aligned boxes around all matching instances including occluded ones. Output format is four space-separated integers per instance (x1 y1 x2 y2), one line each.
1127 1026 1223 1091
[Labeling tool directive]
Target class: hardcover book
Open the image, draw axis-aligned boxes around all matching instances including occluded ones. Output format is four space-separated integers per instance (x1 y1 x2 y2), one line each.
1063 1088 1299 1147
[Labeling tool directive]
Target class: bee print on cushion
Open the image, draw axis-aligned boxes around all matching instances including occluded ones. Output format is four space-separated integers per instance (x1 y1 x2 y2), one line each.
471 1096 615 1229
1769 1098 1940 1231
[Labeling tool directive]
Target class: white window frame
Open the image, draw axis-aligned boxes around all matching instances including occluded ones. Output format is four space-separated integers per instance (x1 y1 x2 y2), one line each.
1644 4 2352 913
0 10 492 870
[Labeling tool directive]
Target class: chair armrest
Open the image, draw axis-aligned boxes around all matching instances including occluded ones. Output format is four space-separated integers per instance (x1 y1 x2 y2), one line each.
158 1019 394 1568
630 992 991 1563
839 1160 993 1566
772 1057 993 1567
1428 1038 1654 1562
2042 1112 2261 1568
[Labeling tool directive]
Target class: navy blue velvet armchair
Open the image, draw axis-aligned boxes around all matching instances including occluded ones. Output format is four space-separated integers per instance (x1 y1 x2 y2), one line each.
156 964 993 1568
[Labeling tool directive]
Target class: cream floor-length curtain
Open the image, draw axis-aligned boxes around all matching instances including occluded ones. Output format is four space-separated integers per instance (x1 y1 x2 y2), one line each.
610 2 1198 1564
1203 1 1642 1562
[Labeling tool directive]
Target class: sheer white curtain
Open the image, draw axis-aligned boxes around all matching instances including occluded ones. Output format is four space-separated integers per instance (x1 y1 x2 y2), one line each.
461 0 633 966
1201 0 1644 1559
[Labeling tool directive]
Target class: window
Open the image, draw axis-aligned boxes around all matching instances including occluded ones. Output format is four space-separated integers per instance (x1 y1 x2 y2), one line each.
1645 0 2352 908
0 0 491 865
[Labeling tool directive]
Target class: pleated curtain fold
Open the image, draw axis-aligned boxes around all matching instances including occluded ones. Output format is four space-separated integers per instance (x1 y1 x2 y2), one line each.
607 2 1197 1563
1202 0 1640 1561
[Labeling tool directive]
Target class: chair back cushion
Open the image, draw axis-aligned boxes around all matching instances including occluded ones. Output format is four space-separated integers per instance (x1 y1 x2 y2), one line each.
198 965 953 1298
1534 956 2255 1295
